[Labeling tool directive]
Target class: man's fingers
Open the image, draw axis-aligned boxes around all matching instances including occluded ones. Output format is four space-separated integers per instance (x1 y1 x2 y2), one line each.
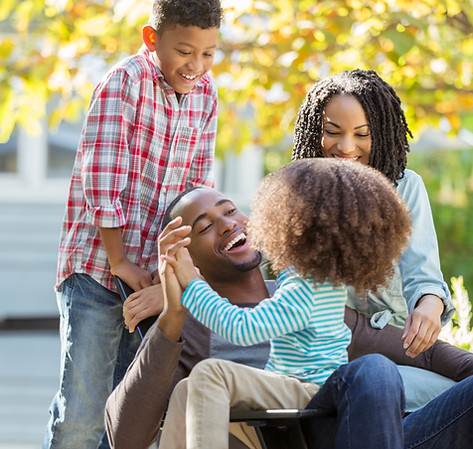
159 217 190 242
159 216 183 238
166 238 191 257
160 226 192 245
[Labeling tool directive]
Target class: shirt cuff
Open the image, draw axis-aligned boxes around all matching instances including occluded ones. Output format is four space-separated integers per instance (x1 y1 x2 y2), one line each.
410 285 455 327
86 199 126 228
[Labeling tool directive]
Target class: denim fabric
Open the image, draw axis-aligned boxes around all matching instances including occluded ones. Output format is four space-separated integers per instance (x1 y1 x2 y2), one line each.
304 354 405 449
43 273 141 449
304 355 473 449
403 375 473 448
347 169 454 329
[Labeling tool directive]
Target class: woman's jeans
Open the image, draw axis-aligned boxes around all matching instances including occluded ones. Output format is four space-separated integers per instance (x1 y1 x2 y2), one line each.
403 374 473 448
304 354 473 449
304 354 405 449
42 273 141 449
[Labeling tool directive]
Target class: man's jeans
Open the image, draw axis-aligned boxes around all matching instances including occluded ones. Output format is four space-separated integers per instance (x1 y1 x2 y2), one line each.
305 354 405 449
305 354 473 449
43 273 141 449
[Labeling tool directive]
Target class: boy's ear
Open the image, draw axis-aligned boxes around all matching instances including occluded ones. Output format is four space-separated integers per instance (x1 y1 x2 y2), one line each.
142 25 157 51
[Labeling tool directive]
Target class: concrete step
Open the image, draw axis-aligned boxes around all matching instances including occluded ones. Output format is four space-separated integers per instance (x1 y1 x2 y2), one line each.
0 203 63 318
0 332 60 446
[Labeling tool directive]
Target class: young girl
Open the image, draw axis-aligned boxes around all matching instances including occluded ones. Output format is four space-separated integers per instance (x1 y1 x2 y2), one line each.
158 158 411 449
292 69 454 359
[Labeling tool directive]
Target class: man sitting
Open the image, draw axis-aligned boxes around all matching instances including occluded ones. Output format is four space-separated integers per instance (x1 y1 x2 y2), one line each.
105 186 473 449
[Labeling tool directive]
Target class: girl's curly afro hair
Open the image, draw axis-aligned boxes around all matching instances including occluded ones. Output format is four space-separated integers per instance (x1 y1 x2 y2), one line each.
248 158 411 293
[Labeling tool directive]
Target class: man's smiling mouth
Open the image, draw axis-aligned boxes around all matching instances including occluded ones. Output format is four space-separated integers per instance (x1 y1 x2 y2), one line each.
223 233 246 252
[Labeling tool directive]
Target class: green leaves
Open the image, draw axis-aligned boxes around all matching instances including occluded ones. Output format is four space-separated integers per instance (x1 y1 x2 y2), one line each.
0 0 472 147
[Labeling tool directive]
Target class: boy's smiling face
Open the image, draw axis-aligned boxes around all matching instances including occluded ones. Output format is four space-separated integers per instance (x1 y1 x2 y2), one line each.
143 24 219 96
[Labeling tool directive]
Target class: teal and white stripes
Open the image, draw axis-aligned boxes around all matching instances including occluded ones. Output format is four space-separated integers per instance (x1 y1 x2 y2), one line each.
181 268 351 385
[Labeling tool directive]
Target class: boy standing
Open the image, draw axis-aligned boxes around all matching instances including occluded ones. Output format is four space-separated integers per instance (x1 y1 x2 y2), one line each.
43 1 223 448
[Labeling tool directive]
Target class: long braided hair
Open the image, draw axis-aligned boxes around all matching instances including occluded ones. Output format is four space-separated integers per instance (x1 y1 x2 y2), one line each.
292 69 413 184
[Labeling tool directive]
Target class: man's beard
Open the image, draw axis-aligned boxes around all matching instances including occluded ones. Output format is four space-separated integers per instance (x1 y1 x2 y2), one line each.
232 250 262 272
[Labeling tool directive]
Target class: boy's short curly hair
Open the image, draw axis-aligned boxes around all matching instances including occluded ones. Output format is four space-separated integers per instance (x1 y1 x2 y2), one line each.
149 0 223 34
292 69 413 185
248 158 411 293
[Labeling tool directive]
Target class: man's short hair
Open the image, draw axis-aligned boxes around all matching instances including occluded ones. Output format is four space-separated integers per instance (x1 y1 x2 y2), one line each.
149 0 223 34
161 186 202 231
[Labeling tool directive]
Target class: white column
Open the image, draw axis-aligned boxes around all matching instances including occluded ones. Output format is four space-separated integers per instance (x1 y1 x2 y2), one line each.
17 123 48 188
222 144 264 212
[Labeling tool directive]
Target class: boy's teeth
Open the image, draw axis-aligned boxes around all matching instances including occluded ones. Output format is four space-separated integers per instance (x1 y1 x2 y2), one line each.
181 73 196 80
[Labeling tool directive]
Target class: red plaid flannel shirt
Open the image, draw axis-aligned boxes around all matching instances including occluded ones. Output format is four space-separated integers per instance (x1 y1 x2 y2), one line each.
57 47 217 291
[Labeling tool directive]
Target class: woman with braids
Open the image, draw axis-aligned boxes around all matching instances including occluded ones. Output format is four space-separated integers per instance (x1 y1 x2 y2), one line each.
157 158 412 449
292 69 454 361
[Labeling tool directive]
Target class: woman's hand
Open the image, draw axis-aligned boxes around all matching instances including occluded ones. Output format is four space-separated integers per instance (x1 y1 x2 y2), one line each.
402 294 444 357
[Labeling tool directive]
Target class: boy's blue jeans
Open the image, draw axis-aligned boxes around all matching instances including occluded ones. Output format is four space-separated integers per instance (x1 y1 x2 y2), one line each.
304 353 473 448
42 273 141 449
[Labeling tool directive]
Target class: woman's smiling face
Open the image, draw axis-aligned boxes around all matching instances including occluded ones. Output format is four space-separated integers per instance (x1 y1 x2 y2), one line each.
321 94 372 165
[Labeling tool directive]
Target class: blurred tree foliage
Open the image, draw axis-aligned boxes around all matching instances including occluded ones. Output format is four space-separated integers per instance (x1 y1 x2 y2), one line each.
408 148 473 295
1 0 472 291
1 0 473 153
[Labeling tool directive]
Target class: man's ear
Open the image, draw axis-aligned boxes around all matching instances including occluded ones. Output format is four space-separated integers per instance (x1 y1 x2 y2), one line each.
142 25 157 51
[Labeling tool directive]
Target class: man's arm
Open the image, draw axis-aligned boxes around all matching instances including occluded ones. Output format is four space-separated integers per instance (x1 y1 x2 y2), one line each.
105 219 190 449
105 317 184 449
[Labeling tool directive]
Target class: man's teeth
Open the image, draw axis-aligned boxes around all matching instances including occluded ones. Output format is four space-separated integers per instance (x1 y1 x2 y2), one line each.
224 233 245 251
181 73 197 80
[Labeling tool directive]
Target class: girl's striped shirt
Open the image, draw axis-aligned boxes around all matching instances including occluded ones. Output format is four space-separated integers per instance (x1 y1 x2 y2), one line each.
181 268 351 385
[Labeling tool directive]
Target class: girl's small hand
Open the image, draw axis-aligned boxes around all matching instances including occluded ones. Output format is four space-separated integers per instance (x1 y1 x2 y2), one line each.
161 245 200 289
402 294 443 357
162 261 185 309
157 257 188 342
